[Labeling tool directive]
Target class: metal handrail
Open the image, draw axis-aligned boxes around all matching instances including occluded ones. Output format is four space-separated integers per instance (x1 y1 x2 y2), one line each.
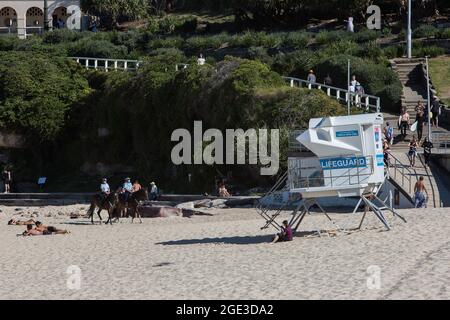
283 76 381 113
388 152 414 195
431 131 450 153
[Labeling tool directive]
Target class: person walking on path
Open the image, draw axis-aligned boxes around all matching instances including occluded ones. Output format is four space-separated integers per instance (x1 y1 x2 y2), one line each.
398 108 410 140
414 176 429 208
408 136 419 167
431 96 441 127
422 138 434 166
415 109 425 141
384 122 394 146
307 70 316 84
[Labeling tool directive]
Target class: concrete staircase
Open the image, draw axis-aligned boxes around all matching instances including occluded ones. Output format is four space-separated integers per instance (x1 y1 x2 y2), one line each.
385 58 450 208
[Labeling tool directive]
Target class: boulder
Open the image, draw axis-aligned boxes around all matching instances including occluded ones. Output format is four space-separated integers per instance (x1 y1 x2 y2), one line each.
139 206 182 218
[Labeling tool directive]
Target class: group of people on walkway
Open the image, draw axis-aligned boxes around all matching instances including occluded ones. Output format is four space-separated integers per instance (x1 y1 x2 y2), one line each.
383 97 440 168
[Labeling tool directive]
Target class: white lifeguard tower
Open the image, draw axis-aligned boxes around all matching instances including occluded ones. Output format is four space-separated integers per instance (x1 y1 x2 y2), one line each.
257 113 406 234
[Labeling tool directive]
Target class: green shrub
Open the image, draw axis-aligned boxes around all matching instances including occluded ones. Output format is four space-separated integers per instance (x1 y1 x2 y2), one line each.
413 45 445 58
271 50 317 78
353 29 379 43
355 41 383 62
315 30 351 45
185 35 223 52
68 38 129 58
175 16 198 33
318 39 358 57
147 36 184 50
42 29 84 44
0 52 90 141
413 24 438 39
231 31 282 48
282 31 310 49
436 28 450 39
382 45 404 59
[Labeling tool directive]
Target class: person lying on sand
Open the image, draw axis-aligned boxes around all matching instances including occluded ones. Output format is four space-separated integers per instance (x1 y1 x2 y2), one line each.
272 220 293 243
22 224 44 236
8 218 36 226
35 221 71 235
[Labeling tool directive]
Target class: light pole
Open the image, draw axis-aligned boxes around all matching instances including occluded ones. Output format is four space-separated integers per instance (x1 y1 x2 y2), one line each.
348 59 351 115
425 56 432 141
407 0 412 58
43 0 49 32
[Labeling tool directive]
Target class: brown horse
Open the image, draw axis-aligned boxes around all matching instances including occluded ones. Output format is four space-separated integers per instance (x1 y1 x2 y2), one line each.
115 188 149 224
87 192 118 225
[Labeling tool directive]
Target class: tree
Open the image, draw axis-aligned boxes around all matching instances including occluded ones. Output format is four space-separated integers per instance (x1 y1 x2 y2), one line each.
0 52 90 142
81 0 149 28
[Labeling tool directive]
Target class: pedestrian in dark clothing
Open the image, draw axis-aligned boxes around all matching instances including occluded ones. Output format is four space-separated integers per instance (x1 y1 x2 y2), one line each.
422 138 434 166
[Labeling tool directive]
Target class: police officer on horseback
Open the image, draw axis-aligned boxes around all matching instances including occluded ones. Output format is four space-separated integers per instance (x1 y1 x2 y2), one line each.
122 177 133 202
100 178 110 205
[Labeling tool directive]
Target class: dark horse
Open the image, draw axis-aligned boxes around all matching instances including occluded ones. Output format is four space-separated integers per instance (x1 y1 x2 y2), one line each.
115 188 149 224
87 192 118 225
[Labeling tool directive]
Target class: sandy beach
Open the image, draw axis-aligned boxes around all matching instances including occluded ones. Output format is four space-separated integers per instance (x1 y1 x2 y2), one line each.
0 204 449 300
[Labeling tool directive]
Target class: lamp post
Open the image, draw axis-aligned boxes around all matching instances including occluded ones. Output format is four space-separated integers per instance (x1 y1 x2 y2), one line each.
43 0 49 32
426 56 432 142
407 0 412 58
347 59 351 115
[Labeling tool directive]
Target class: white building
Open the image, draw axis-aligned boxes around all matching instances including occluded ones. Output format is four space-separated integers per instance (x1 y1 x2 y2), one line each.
0 0 81 38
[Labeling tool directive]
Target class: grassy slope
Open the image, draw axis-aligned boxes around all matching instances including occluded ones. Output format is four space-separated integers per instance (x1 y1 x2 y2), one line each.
429 55 450 106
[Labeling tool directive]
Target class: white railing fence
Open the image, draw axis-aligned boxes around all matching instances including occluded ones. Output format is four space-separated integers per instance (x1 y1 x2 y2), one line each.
0 26 43 36
71 57 142 72
283 76 381 113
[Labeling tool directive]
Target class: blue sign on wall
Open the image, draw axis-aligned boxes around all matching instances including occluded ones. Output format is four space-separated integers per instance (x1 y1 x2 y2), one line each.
320 156 367 170
336 130 359 138
376 154 385 167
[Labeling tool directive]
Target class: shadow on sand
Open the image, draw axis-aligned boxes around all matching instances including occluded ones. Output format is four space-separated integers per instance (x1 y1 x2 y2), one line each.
156 229 350 246
157 234 272 246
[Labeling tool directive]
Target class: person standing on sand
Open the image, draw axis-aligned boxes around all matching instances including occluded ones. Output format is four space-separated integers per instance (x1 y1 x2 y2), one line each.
414 177 428 208
272 220 293 243
150 182 158 201
2 168 12 193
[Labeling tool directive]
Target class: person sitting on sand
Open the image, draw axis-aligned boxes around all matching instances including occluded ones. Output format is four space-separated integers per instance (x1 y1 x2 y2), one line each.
35 221 70 235
22 224 43 236
8 218 35 226
218 183 231 198
272 220 293 243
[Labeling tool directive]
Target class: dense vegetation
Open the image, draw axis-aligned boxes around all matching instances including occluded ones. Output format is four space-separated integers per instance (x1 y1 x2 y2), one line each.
0 0 449 192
